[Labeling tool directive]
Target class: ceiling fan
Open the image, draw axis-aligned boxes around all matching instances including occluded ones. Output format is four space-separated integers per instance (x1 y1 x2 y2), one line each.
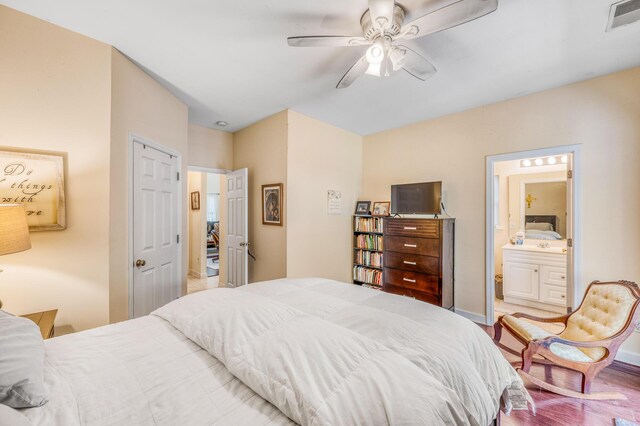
287 0 498 88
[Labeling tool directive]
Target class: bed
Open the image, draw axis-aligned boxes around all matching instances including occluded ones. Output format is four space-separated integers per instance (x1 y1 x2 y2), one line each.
18 278 530 425
525 215 562 240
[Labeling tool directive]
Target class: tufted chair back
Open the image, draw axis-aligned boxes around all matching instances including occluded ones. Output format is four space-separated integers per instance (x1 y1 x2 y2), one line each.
561 281 640 361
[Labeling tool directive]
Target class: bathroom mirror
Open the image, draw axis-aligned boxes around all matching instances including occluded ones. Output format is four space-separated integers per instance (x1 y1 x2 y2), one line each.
522 181 566 240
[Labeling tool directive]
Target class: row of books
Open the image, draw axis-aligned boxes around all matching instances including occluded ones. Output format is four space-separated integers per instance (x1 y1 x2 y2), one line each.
353 266 382 286
362 283 382 290
354 217 384 233
353 249 383 268
354 234 383 251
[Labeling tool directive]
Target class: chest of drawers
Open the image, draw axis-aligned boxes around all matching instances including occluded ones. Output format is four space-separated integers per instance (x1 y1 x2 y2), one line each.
382 218 455 309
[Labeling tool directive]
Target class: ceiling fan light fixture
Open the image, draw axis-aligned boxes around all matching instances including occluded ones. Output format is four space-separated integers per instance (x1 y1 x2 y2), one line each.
366 44 384 64
287 0 498 88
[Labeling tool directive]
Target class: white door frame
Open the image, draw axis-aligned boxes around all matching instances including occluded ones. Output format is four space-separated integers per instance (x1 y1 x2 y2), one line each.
128 133 182 319
485 144 582 326
188 165 232 175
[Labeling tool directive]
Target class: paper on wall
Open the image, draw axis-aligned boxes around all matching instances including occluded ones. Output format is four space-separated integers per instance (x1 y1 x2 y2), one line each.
327 190 342 215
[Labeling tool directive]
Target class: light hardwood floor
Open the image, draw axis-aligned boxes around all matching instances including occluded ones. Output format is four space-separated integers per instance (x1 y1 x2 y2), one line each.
481 325 640 425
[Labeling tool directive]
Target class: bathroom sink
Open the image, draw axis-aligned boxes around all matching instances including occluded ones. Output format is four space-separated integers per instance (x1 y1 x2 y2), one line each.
503 244 566 254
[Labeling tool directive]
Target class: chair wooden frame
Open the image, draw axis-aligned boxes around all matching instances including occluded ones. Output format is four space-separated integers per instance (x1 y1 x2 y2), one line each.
494 280 640 400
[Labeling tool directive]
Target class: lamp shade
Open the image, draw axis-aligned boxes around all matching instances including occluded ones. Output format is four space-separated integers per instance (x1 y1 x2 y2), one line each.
0 204 31 256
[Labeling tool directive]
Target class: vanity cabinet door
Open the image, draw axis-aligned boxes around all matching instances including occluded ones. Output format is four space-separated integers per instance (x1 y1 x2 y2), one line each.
541 265 567 287
504 262 539 301
541 284 567 306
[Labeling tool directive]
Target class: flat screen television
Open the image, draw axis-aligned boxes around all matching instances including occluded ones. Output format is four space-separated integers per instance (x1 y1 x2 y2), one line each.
391 181 442 215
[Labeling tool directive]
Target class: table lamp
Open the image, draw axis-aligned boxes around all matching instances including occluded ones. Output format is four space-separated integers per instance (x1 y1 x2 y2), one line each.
0 204 32 309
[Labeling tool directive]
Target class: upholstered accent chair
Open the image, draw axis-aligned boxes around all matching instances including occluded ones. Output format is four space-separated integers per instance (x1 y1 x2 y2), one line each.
494 280 640 400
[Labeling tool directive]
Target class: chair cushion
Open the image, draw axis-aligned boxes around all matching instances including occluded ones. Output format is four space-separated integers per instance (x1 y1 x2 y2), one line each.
561 283 637 361
501 315 594 363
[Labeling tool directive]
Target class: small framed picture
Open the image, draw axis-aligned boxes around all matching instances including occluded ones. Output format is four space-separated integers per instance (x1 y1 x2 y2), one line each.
262 183 283 226
372 201 391 217
354 201 371 216
190 191 200 210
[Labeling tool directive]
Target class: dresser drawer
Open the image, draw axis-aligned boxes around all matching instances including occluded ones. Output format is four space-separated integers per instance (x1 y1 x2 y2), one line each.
385 236 440 257
384 268 439 293
385 252 439 275
383 284 440 306
385 219 439 238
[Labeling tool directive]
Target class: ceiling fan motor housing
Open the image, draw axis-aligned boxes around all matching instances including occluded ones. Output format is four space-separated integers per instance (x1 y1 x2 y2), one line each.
360 5 406 41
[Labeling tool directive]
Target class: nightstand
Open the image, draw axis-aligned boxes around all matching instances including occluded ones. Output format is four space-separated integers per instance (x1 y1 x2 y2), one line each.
20 309 58 339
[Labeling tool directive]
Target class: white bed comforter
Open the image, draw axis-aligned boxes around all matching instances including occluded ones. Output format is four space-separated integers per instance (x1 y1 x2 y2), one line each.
154 278 528 426
21 315 293 426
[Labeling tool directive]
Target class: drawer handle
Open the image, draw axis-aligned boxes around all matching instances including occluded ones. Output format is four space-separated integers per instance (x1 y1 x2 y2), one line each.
561 295 565 298
404 244 417 248
561 276 566 279
403 278 416 283
534 269 538 273
403 227 417 230
403 261 417 265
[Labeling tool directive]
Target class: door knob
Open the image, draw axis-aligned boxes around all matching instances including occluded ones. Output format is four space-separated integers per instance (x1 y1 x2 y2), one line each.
240 242 251 247
135 259 146 267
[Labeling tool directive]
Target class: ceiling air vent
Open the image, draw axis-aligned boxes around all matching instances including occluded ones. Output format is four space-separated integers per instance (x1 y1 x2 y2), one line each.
607 0 640 31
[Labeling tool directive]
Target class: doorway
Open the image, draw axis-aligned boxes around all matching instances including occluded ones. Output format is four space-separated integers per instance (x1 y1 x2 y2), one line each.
186 166 249 292
486 145 582 327
187 169 226 292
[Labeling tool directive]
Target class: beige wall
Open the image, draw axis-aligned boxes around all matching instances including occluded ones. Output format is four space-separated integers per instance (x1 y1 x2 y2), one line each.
186 124 232 284
363 67 640 359
233 111 288 283
188 124 233 171
0 6 112 333
188 171 207 278
286 111 362 283
109 49 189 323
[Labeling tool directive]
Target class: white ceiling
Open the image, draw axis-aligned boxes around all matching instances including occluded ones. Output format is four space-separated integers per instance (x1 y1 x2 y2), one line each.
3 0 640 135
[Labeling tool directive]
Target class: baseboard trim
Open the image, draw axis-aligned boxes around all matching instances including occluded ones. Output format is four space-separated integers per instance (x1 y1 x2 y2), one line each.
454 308 487 325
616 349 640 367
189 269 204 279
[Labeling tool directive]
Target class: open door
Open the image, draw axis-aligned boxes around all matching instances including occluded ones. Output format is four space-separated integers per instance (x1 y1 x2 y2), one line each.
565 154 575 312
226 168 248 287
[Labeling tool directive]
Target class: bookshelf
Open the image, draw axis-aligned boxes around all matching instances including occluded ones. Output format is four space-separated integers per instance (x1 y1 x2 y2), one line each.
352 215 384 288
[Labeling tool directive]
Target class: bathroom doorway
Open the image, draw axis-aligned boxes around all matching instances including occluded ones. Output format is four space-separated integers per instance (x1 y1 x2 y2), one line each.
485 145 582 327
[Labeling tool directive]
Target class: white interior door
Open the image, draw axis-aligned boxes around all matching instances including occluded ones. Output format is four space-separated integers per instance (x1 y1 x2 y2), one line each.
226 168 248 287
132 142 180 318
565 153 574 312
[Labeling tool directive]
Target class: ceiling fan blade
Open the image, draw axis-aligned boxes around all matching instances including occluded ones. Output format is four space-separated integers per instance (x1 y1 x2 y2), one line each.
399 0 498 40
368 0 396 30
336 55 369 89
392 46 437 81
287 36 370 47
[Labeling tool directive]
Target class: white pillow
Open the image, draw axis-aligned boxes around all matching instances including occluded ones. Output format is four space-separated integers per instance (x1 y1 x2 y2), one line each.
525 222 553 231
0 311 48 408
0 404 31 426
